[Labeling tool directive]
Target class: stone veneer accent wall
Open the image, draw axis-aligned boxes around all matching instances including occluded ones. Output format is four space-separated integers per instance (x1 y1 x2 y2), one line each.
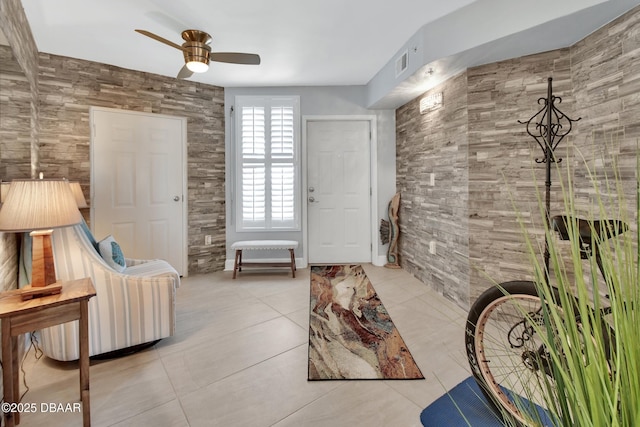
396 72 469 306
0 0 39 402
0 44 32 179
2 0 227 275
0 0 38 179
396 6 639 310
0 45 30 295
570 8 639 221
1 0 39 294
37 52 226 273
467 49 575 304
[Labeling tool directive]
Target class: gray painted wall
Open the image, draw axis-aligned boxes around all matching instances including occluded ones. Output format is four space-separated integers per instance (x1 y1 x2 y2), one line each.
224 86 396 266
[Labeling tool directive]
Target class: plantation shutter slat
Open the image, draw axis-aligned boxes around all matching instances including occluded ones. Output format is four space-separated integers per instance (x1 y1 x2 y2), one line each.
242 106 265 158
271 106 294 157
241 165 266 226
236 97 300 231
271 163 295 222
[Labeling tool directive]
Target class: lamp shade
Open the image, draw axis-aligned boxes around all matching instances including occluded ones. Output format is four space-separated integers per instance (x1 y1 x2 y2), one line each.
0 181 10 204
69 181 88 208
0 179 82 232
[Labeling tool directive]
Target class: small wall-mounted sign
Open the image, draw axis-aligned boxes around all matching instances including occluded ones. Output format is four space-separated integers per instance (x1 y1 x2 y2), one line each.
419 92 443 113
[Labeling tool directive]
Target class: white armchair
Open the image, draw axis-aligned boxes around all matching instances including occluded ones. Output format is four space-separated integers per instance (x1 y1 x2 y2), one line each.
38 222 180 361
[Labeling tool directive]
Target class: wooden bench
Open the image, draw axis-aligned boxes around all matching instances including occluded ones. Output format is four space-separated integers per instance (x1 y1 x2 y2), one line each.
231 240 298 279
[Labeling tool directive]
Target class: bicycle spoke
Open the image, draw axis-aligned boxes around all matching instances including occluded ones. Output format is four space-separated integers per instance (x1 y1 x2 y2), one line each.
466 283 557 425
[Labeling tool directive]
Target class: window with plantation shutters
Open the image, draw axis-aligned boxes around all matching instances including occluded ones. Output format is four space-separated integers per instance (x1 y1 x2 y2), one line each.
235 96 300 231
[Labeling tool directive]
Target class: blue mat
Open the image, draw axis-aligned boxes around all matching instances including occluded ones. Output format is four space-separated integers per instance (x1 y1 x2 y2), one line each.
421 377 555 427
420 377 503 426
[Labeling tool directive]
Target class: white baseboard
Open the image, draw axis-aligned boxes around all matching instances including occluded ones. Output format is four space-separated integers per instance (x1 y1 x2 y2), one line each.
373 255 387 267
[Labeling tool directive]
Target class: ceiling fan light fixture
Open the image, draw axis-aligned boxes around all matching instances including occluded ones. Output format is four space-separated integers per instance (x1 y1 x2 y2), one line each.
186 60 209 73
136 28 259 78
183 42 211 73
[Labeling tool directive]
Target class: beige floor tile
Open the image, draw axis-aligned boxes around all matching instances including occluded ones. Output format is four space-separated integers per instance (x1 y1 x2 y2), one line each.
285 306 310 330
179 345 341 427
260 281 310 315
156 298 283 357
90 357 177 426
273 381 424 427
18 355 176 427
13 264 475 427
162 316 307 395
108 399 189 427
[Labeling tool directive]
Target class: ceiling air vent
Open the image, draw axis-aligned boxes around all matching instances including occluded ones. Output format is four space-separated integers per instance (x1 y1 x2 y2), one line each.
395 50 408 78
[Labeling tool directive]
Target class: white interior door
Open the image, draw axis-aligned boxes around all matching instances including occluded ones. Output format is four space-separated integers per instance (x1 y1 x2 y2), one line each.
91 108 186 276
307 120 371 263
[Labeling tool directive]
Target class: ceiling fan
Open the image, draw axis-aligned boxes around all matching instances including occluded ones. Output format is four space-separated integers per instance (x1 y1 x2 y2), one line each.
135 29 260 79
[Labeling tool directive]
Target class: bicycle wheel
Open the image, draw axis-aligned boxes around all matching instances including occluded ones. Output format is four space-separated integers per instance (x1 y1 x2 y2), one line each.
465 281 560 426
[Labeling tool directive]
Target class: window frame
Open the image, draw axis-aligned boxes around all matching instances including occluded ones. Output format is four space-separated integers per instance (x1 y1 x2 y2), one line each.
234 95 301 232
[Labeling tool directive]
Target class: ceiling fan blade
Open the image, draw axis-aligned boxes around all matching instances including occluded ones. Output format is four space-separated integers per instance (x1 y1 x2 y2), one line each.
135 29 183 51
211 52 261 65
177 64 194 79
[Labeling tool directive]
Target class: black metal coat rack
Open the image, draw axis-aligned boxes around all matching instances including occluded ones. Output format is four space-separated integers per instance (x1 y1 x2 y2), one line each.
518 77 581 275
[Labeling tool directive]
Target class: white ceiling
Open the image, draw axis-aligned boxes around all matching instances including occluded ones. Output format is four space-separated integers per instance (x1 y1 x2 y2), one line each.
20 0 476 86
17 0 638 108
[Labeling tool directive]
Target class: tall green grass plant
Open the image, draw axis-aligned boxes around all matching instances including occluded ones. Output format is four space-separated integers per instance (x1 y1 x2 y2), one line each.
514 145 639 426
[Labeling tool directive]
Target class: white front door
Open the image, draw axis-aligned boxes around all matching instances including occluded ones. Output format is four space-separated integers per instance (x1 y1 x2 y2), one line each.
91 107 186 276
307 120 371 263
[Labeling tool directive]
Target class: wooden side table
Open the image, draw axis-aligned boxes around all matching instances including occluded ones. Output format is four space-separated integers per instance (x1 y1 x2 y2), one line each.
0 278 96 427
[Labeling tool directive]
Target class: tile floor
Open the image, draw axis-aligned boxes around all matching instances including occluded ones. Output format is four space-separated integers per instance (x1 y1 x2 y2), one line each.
15 264 470 427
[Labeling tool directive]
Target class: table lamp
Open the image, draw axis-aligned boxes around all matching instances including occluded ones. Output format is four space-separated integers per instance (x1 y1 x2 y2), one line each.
0 179 82 300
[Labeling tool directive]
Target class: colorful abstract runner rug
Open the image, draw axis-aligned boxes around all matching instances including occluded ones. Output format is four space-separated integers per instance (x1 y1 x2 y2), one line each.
308 265 424 380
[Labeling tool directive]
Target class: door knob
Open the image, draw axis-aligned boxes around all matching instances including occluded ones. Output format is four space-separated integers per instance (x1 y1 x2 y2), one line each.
309 187 315 193
173 196 180 202
308 196 315 203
